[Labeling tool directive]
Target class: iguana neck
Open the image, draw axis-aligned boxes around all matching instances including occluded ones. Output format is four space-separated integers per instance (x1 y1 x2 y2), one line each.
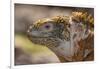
50 40 74 62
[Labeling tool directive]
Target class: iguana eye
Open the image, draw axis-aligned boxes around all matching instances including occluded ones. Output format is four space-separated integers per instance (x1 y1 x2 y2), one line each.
40 23 53 32
44 24 51 29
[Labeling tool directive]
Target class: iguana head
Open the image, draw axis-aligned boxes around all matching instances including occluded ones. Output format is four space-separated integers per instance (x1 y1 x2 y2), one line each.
27 16 71 47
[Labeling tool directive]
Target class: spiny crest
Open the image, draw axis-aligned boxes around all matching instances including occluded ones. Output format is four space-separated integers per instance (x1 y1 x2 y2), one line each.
72 12 94 24
71 11 94 31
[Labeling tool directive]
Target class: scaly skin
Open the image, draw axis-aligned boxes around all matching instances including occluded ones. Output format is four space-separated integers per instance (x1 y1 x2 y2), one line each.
27 11 94 62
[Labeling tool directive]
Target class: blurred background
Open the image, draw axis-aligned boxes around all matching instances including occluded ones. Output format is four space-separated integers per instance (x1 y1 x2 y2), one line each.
14 4 94 65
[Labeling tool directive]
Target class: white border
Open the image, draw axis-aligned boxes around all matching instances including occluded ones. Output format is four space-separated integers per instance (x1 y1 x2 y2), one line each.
11 0 95 69
14 0 95 8
11 0 14 68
